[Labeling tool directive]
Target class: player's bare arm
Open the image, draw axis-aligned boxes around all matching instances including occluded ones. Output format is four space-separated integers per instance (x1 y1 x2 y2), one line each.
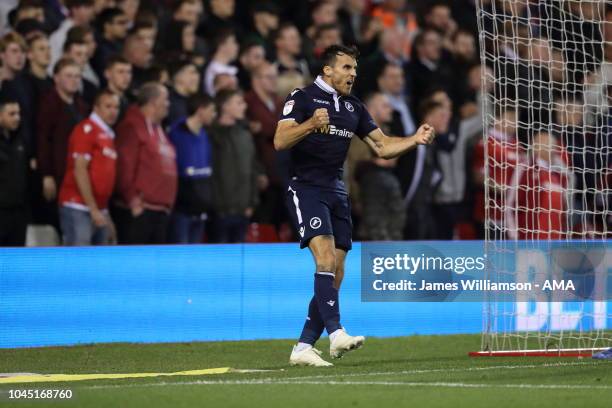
362 124 436 159
273 108 329 150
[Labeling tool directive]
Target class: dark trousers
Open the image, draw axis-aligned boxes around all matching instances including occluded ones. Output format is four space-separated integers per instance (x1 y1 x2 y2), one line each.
168 211 206 244
213 214 248 243
112 206 169 245
0 207 28 246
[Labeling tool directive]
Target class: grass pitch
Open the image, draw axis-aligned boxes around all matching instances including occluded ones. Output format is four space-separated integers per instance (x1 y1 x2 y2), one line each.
0 334 610 407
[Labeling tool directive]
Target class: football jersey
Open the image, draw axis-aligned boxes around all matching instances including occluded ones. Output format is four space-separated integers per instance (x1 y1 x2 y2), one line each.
279 76 378 192
59 113 117 210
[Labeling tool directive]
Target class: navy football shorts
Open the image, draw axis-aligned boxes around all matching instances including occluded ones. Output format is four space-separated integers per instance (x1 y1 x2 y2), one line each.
286 182 353 251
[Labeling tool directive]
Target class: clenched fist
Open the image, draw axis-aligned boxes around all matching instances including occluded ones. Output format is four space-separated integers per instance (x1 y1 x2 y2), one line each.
414 124 436 145
309 108 329 129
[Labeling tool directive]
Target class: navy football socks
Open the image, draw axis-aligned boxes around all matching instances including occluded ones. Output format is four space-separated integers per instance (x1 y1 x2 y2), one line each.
297 295 325 345
313 272 341 334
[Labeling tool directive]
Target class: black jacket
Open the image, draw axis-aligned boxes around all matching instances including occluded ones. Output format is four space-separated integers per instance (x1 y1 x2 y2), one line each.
0 127 29 208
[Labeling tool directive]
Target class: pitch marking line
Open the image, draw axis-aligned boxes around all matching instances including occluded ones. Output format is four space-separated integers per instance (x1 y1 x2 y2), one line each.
72 361 607 390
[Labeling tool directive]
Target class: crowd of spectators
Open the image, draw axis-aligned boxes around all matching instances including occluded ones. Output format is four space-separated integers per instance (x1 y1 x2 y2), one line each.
0 0 609 247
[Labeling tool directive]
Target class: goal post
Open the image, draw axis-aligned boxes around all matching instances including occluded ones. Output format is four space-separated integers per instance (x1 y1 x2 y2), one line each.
473 0 611 356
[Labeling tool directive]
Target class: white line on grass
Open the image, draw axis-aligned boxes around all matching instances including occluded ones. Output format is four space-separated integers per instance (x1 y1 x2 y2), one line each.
78 361 606 391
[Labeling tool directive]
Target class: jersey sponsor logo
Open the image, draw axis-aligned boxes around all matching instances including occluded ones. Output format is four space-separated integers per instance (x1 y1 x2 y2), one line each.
310 217 322 229
317 124 354 139
344 101 354 112
283 100 295 115
313 98 330 105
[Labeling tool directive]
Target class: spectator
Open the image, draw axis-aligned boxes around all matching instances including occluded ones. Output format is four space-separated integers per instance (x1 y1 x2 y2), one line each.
352 92 406 241
25 33 53 100
356 27 408 97
376 61 415 136
103 55 132 120
91 7 129 79
167 94 216 244
471 106 522 238
396 100 444 240
209 89 260 243
114 82 177 244
58 89 120 245
423 1 458 53
122 29 153 92
204 29 238 96
61 33 98 105
272 23 310 82
509 132 568 240
370 0 418 52
160 20 201 63
117 0 140 27
245 62 283 226
199 0 240 41
8 0 45 33
308 23 343 74
36 57 89 232
165 59 200 128
431 89 482 239
246 2 279 58
304 1 339 56
336 0 367 47
0 32 32 148
48 0 95 69
171 0 203 28
406 28 454 111
237 41 266 92
0 97 28 246
23 32 54 227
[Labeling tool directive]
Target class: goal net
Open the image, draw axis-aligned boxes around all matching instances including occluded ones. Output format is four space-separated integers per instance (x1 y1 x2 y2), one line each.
474 0 611 356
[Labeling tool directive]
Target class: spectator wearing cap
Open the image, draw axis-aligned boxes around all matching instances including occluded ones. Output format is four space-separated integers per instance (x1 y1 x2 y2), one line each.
204 29 238 96
49 0 95 69
92 7 129 79
209 89 261 243
103 55 132 120
165 59 200 128
245 62 284 226
114 82 177 244
36 58 89 231
58 89 120 245
0 97 29 246
167 94 216 244
237 41 266 92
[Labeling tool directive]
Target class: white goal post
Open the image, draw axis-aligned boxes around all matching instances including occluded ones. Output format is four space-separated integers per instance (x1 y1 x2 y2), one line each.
474 0 611 356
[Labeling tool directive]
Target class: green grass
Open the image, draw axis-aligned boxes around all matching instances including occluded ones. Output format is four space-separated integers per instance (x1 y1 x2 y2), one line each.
0 335 610 407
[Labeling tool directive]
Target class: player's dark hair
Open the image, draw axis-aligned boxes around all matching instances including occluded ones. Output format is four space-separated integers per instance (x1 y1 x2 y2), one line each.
320 44 359 74
187 93 214 116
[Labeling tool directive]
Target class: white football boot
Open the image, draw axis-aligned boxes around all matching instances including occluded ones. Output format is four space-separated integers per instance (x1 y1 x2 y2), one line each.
289 345 333 367
329 329 365 359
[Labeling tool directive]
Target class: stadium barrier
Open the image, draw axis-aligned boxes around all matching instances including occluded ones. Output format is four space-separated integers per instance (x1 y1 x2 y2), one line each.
0 242 608 348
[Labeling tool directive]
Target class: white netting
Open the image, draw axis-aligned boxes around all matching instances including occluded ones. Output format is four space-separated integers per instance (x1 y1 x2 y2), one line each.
476 0 611 353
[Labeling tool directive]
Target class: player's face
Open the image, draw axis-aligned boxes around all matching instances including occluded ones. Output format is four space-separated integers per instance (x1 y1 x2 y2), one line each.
327 53 357 96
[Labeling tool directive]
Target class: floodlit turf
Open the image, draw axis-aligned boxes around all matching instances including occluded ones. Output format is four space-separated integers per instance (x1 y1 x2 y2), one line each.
0 334 610 408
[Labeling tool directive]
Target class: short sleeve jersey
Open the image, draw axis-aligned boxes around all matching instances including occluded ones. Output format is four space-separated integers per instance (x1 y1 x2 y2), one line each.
279 77 378 192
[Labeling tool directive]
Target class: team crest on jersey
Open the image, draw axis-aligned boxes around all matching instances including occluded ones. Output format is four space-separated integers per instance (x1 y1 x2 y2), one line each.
283 100 295 115
344 101 354 112
310 217 322 229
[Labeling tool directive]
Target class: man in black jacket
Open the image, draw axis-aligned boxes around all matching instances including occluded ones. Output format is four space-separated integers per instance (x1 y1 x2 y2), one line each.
0 96 28 246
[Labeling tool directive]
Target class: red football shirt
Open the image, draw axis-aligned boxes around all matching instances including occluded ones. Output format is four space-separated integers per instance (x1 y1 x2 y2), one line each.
59 114 117 210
